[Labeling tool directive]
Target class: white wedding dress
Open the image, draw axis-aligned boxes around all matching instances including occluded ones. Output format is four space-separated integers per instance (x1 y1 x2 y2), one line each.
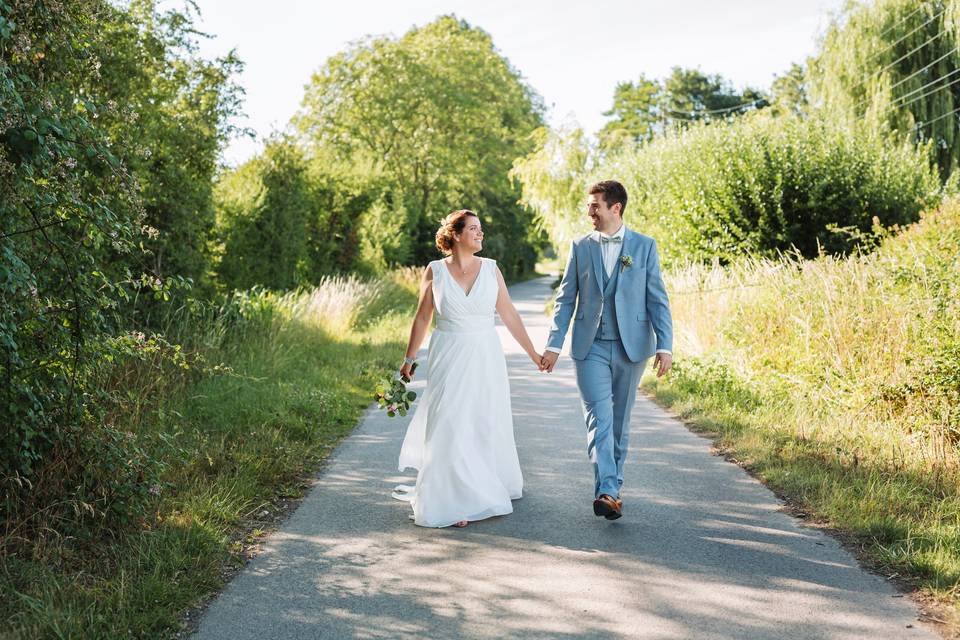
393 257 523 527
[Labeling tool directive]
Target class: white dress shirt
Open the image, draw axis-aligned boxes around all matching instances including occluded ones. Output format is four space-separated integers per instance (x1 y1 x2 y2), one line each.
545 224 671 357
598 224 626 279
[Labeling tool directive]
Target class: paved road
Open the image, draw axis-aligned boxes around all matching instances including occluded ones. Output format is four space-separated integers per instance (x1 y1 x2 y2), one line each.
193 275 937 640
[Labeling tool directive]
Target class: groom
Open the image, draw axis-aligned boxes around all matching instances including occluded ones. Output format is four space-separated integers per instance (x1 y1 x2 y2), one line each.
541 180 673 521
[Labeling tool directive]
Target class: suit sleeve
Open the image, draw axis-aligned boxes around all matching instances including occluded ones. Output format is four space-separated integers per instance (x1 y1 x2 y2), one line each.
547 241 578 352
644 239 673 353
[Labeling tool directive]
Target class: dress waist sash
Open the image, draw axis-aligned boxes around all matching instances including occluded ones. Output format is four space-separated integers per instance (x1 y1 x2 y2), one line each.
434 316 495 333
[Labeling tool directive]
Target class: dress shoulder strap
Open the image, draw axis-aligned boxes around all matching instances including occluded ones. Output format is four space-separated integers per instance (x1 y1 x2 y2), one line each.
482 257 500 290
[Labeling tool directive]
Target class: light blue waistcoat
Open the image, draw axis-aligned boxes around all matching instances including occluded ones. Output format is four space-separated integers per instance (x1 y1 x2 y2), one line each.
598 255 620 340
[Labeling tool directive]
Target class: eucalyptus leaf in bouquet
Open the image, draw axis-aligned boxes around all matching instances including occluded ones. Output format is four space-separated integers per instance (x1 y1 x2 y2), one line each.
375 362 418 417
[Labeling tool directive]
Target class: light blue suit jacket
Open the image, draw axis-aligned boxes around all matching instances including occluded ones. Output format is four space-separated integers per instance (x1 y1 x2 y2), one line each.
547 227 673 363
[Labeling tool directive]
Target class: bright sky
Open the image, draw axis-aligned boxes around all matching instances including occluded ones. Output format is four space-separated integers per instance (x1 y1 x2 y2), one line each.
190 0 847 167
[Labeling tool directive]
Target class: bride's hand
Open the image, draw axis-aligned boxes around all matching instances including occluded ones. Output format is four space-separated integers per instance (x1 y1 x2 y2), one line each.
529 352 545 371
400 362 415 381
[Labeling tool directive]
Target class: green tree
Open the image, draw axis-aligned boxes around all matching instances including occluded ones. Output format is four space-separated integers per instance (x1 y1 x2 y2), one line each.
293 15 545 277
598 68 768 150
660 67 767 126
90 0 245 294
214 139 378 289
810 0 960 178
598 75 662 148
216 141 311 290
510 125 594 256
771 62 810 117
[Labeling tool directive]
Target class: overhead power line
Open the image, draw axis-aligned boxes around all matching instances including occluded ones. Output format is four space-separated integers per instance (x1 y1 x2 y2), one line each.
896 72 960 111
877 3 928 43
661 99 763 119
869 66 960 119
854 47 960 113
867 5 944 68
915 101 960 130
849 5 946 98
889 47 957 92
892 66 960 105
885 30 944 74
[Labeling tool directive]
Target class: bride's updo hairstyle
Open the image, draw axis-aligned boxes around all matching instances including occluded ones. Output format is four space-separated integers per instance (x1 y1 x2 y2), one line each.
435 209 478 255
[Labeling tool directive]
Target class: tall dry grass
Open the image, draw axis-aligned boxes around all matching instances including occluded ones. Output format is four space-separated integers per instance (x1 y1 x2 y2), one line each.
665 205 960 475
647 200 960 611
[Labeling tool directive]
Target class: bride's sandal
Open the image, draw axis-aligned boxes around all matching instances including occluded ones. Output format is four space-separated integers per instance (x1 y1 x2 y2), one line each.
451 520 469 528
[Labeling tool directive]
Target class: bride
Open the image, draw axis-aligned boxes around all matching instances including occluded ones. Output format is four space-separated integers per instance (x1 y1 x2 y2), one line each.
393 209 544 528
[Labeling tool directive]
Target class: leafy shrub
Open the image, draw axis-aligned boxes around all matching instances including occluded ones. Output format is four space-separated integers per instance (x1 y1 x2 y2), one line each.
214 141 381 289
1 0 241 546
624 114 941 263
515 113 942 266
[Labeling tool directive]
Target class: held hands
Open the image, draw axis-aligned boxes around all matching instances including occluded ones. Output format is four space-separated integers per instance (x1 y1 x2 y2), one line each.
535 350 670 376
529 351 549 372
540 350 559 373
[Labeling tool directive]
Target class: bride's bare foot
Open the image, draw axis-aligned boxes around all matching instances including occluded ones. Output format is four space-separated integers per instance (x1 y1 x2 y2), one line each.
452 520 468 528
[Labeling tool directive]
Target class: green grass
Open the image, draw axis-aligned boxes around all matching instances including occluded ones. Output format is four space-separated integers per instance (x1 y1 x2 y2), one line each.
0 271 419 639
641 199 960 629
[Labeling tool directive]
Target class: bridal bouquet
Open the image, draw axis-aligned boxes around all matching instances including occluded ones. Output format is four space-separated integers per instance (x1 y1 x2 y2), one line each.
375 362 418 417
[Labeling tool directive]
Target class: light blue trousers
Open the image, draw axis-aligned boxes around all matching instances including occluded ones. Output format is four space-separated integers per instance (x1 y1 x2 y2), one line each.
573 338 645 499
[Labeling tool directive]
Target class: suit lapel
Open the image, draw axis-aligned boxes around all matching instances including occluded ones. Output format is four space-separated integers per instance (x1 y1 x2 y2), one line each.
607 228 633 295
589 234 604 292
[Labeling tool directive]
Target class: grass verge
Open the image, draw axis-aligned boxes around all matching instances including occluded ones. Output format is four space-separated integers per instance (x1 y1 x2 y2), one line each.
0 269 420 639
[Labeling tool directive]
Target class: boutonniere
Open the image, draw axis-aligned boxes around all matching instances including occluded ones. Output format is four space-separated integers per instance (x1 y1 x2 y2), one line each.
619 255 633 273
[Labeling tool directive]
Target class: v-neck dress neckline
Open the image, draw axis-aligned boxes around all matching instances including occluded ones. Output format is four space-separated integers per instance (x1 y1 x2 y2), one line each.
442 258 483 298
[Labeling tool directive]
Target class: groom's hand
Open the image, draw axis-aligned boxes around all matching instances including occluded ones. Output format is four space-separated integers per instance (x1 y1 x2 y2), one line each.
540 351 559 373
653 352 672 378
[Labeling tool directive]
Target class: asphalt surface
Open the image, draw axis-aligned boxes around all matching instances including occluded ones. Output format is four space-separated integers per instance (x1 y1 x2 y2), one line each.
192 275 938 640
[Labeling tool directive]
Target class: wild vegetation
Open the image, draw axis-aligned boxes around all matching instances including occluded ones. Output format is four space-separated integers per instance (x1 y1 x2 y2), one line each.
644 199 960 615
0 268 421 638
4 0 960 635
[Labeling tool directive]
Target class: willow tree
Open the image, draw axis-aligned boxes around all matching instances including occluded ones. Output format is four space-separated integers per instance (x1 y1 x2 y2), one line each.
510 124 595 256
293 16 546 276
810 0 960 178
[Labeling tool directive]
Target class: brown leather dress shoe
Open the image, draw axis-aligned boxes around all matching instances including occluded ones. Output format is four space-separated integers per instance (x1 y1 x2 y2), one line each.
605 497 623 520
593 494 622 520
